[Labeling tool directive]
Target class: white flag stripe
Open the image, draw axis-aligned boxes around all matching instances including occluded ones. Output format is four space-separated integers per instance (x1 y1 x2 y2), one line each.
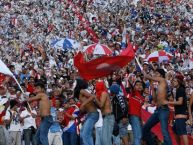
0 59 14 76
0 59 24 93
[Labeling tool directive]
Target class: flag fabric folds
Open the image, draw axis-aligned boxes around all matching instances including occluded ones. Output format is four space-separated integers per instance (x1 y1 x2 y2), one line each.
74 46 135 80
0 59 24 93
0 59 14 77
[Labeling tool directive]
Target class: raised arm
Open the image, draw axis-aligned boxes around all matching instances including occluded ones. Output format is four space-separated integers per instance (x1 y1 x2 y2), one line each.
27 94 42 102
143 71 165 83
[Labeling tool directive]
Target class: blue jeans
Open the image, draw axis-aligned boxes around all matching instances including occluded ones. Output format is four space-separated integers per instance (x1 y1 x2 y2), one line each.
81 111 99 145
35 115 53 145
95 127 102 145
129 115 142 145
62 131 78 145
23 128 37 145
101 115 115 145
112 135 121 145
143 106 172 145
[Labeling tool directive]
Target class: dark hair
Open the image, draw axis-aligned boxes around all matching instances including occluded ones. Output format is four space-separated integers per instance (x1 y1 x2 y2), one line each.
133 80 142 87
74 79 88 99
23 101 29 109
10 99 19 109
67 97 75 102
175 75 185 88
35 82 45 90
156 69 165 78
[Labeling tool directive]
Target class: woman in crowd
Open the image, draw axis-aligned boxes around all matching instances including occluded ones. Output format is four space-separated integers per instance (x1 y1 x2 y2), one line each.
167 76 189 145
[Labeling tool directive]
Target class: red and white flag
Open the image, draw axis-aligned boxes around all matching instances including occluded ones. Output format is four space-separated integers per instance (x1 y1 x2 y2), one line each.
74 45 135 80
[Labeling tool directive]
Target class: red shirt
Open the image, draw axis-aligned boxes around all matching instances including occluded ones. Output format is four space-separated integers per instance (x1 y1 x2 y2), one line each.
63 106 76 126
27 84 35 93
0 111 6 125
128 91 144 117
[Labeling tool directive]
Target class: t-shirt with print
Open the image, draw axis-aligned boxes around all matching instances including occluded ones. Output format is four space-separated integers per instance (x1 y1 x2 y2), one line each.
174 87 188 115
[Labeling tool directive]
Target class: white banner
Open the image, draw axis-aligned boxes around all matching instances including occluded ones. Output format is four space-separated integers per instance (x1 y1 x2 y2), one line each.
0 59 24 93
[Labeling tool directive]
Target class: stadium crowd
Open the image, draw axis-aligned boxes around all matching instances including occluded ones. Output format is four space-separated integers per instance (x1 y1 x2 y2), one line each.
0 0 193 145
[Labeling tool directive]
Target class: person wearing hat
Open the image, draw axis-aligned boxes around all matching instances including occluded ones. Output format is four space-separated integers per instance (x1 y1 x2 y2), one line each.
142 69 172 145
4 99 22 145
110 84 129 145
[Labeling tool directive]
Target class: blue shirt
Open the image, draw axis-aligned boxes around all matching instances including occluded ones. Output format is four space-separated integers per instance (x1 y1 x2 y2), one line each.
49 107 61 133
20 73 30 83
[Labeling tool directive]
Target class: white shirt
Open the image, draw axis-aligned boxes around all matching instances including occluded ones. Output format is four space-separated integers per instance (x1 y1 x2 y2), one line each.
4 109 22 131
95 109 103 128
20 109 37 129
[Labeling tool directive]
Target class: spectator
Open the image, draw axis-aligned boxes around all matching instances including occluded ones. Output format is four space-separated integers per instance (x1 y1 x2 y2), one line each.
20 101 37 145
110 84 129 145
142 69 173 145
95 80 114 145
48 98 63 145
4 99 22 145
62 98 79 145
74 79 99 145
128 80 144 145
168 77 189 145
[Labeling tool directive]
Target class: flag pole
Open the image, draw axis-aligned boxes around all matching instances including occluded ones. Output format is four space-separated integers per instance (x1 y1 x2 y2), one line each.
135 56 143 71
13 76 32 112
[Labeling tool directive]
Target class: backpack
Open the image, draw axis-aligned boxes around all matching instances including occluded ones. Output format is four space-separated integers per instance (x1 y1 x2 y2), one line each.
112 94 128 122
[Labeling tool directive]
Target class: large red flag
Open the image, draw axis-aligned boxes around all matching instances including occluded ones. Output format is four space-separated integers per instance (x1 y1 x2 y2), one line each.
74 46 135 80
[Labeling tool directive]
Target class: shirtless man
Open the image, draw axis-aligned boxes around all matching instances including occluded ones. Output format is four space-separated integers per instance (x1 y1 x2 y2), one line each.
142 69 173 145
73 79 99 145
95 80 114 145
27 82 53 145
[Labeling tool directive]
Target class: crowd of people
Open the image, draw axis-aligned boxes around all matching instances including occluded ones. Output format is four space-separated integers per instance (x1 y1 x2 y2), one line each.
0 0 193 145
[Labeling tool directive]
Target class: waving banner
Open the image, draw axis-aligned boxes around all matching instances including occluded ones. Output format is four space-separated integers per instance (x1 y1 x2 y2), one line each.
74 44 135 80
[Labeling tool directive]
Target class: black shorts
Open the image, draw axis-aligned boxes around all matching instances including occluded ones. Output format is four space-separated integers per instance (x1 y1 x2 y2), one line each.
172 118 187 136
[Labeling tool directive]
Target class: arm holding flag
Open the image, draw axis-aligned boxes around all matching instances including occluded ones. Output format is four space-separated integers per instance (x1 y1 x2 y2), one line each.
142 71 165 83
27 94 42 102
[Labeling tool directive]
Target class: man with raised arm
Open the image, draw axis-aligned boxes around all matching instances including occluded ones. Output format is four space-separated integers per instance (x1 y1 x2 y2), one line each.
142 69 173 145
27 82 53 145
